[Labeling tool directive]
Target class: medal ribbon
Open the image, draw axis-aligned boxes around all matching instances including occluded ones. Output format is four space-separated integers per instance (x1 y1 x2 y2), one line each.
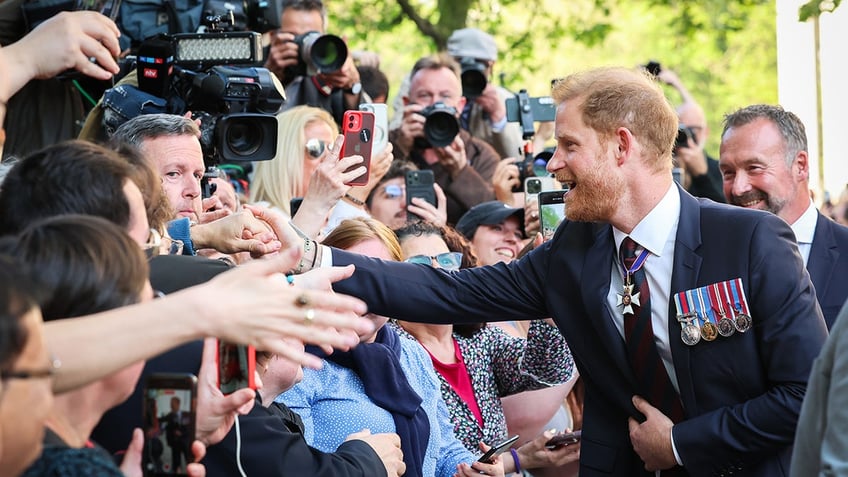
674 291 690 318
708 283 725 319
620 245 650 285
728 278 750 315
695 287 712 325
685 288 700 321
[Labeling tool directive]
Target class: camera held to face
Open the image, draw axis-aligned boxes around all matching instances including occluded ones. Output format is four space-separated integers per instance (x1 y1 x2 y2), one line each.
414 102 460 149
285 31 348 78
674 124 696 155
457 57 488 99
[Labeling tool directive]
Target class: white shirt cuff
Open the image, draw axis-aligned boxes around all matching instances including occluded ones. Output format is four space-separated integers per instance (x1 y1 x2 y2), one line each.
670 426 683 466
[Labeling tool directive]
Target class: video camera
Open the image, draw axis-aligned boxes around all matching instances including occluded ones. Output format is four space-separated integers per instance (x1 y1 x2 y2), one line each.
131 14 284 165
505 89 557 191
283 31 349 78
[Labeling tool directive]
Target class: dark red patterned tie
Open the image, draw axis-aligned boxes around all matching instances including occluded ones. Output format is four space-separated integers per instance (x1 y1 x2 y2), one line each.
620 237 685 423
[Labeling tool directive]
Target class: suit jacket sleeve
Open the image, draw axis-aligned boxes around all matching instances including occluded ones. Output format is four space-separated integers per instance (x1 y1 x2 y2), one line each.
204 403 387 477
791 301 848 476
331 239 552 324
672 212 828 475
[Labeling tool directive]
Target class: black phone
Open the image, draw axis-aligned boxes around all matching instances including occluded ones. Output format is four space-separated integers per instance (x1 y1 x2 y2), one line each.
545 430 581 449
477 434 520 463
142 373 198 477
538 190 567 241
405 170 436 222
505 96 556 123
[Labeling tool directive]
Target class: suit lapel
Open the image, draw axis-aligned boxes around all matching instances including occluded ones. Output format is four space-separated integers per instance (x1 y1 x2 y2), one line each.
668 188 703 412
806 212 837 301
582 223 636 389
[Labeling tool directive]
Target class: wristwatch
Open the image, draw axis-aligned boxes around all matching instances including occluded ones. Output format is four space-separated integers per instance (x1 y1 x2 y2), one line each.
344 82 362 95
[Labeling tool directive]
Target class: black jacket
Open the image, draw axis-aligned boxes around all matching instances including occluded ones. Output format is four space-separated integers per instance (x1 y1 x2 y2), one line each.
204 397 387 477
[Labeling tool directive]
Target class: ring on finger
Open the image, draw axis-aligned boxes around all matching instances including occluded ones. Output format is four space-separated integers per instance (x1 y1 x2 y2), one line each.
303 308 316 324
295 293 310 307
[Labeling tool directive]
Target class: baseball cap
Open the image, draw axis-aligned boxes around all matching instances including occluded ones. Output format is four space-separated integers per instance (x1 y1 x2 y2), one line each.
456 201 524 239
446 28 498 62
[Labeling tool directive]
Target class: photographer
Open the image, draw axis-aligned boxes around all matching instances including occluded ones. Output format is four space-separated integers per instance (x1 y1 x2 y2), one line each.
389 54 498 225
656 67 724 202
446 28 524 159
265 0 364 126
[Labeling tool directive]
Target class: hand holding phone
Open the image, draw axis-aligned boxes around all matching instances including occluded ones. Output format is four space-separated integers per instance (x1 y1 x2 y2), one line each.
545 430 581 449
340 110 375 186
216 340 256 395
477 434 519 463
405 170 436 222
538 190 567 241
143 373 197 476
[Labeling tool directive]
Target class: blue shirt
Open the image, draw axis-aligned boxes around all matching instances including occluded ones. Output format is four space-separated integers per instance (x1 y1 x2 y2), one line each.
277 335 475 476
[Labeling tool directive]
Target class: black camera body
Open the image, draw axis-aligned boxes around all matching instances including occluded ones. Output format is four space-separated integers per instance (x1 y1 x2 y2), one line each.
132 31 283 164
414 102 460 149
674 124 696 154
284 31 348 78
458 57 487 99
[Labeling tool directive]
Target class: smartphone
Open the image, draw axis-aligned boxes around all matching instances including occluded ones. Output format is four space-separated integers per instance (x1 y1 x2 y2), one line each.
359 103 388 155
142 373 198 477
539 190 567 241
524 176 558 204
506 96 556 123
405 170 436 222
340 110 375 186
545 430 582 449
216 340 256 394
478 434 520 463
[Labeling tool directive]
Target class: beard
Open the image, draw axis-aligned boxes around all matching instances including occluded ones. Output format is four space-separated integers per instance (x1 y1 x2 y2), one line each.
729 189 789 216
560 154 624 223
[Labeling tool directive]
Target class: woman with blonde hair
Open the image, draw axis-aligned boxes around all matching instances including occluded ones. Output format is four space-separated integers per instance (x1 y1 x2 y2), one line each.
251 106 386 238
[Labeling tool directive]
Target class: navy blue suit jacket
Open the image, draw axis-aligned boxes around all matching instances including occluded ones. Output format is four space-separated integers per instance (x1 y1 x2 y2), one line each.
332 187 827 477
807 212 848 329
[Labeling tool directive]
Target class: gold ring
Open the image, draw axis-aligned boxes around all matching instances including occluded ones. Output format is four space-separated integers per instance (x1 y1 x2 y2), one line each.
304 308 316 324
295 294 310 308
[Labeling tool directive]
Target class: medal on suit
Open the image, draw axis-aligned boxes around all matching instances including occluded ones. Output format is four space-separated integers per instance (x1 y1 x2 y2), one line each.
679 314 701 346
727 278 753 333
617 278 640 315
711 282 735 337
695 287 718 341
616 243 650 317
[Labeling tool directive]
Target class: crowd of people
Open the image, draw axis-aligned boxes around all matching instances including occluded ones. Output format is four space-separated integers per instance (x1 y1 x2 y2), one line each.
1 0 847 476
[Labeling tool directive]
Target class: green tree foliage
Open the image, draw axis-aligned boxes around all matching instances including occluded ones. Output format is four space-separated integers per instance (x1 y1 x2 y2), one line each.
330 0 778 154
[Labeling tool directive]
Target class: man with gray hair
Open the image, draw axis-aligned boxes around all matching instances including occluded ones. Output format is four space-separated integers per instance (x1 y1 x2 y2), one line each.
112 113 280 258
719 104 848 328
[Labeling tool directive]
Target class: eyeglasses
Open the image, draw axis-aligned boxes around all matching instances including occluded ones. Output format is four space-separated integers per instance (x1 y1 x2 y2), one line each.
404 252 463 271
381 184 405 199
143 229 184 259
305 138 329 159
1 354 61 381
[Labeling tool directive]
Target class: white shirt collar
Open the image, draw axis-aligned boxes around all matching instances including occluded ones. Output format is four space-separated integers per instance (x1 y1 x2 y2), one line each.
613 183 681 257
790 199 818 245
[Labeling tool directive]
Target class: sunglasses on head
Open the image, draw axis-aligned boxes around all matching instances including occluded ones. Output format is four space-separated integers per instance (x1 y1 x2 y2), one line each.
305 138 329 159
404 252 463 271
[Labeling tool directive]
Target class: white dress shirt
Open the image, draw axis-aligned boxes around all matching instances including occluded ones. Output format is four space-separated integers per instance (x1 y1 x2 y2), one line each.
790 199 818 266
